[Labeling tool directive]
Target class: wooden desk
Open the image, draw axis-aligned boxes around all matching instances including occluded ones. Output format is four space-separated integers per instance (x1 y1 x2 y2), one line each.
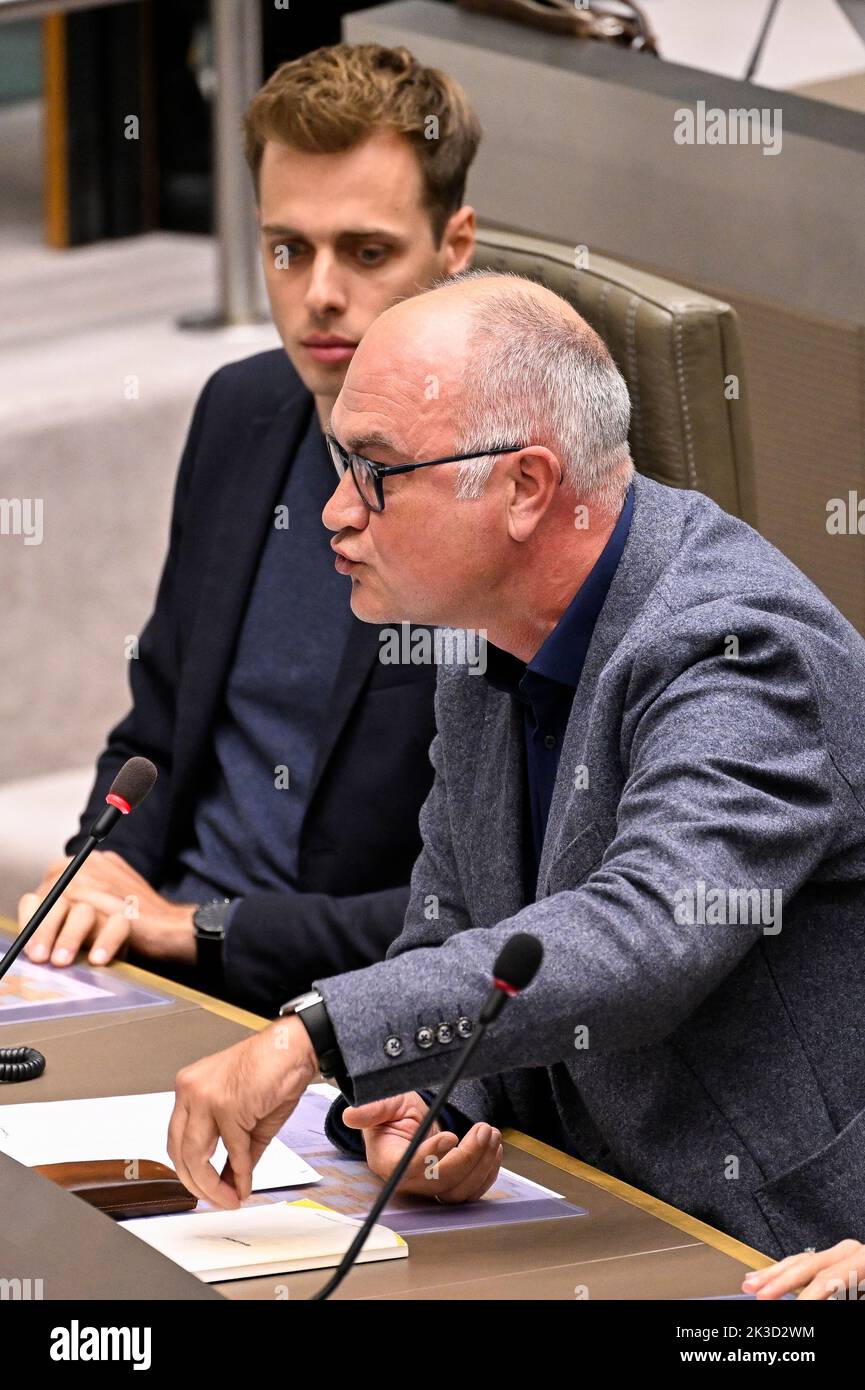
0 922 770 1300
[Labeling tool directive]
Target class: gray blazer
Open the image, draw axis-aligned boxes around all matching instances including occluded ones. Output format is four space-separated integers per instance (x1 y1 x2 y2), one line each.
317 475 865 1258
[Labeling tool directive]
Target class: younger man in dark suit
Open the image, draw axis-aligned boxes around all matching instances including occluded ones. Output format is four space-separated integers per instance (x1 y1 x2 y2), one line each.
17 44 481 1016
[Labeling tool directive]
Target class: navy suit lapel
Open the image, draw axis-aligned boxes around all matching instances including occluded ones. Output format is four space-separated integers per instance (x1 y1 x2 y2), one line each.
306 617 382 808
172 384 313 806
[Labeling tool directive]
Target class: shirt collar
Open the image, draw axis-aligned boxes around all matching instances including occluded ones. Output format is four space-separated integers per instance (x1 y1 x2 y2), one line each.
485 483 634 696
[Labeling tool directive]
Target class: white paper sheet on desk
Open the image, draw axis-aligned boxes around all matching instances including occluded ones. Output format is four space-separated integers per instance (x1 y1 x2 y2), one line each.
121 1199 406 1282
0 1091 320 1191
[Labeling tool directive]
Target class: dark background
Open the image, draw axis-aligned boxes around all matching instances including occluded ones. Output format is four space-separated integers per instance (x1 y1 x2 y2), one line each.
63 0 454 244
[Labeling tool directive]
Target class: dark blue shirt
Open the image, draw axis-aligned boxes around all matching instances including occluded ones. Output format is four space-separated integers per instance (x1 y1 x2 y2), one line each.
170 411 353 902
485 484 634 897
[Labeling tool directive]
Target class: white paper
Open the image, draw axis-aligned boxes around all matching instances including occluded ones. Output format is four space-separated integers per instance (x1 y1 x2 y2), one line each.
0 1091 320 1191
306 1081 341 1099
121 1199 406 1281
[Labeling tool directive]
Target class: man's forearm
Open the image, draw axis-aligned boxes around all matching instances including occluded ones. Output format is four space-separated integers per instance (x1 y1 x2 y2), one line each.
223 883 411 1016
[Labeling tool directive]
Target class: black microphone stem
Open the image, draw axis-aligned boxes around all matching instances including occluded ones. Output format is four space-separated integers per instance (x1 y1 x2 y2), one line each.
0 798 128 985
311 1016 489 1301
0 759 155 1083
0 834 99 982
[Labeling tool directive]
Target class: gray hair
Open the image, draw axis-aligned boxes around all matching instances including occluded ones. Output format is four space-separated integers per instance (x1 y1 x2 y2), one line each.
433 268 634 512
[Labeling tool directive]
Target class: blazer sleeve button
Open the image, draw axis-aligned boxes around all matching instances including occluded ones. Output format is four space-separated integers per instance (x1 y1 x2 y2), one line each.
384 1035 404 1058
415 1026 435 1049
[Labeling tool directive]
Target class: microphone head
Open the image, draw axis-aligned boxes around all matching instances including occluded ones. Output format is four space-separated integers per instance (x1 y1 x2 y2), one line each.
493 933 543 992
107 757 157 813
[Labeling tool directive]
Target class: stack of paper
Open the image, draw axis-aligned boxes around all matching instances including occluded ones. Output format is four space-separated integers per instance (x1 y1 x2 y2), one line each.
120 1199 407 1282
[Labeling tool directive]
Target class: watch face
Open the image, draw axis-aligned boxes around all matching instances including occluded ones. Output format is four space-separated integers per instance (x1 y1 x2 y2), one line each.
194 900 229 938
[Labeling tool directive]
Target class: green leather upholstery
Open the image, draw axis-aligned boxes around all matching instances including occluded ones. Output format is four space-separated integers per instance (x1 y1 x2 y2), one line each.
472 227 757 523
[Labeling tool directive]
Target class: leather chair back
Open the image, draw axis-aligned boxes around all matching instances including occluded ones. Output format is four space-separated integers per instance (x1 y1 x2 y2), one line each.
472 227 756 522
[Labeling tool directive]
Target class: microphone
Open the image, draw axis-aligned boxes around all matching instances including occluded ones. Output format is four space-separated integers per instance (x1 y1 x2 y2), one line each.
0 758 157 1083
86 756 158 843
311 932 543 1300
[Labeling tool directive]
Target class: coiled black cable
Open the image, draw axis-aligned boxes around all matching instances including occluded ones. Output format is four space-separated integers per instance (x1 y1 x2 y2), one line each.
0 1046 46 1083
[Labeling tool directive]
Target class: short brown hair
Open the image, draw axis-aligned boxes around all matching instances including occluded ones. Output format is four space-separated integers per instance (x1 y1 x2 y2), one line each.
243 43 481 245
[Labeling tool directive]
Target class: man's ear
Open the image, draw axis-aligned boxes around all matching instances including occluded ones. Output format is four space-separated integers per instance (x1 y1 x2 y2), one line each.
441 206 476 276
504 447 562 542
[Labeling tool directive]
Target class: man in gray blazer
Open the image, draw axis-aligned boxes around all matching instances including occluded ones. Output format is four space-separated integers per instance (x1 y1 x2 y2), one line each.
167 270 865 1263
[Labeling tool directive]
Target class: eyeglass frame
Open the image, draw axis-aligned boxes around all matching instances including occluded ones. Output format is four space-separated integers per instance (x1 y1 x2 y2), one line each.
325 432 530 513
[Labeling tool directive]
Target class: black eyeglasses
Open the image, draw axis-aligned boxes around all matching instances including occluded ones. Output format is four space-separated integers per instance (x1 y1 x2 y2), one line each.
325 433 527 513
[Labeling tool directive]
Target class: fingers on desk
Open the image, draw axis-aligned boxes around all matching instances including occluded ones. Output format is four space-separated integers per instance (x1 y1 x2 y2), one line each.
744 1240 865 1300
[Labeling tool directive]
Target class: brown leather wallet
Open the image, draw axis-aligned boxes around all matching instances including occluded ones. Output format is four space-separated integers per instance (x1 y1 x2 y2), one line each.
33 1159 197 1220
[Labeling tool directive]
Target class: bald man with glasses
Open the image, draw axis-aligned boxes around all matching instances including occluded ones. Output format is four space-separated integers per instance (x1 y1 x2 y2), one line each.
169 271 865 1278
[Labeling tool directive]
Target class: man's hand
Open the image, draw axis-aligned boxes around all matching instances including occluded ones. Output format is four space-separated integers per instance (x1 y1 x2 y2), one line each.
17 850 196 967
743 1240 865 1300
168 1016 318 1208
343 1092 502 1202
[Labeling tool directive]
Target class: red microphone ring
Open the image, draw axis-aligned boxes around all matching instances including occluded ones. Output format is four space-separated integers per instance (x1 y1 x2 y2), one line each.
105 793 131 815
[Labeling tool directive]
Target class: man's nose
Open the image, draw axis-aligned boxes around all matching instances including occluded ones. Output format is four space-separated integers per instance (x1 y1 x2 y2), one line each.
305 249 347 317
322 466 369 534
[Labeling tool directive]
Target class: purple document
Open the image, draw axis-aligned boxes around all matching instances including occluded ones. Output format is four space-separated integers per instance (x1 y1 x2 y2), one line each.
0 944 170 1026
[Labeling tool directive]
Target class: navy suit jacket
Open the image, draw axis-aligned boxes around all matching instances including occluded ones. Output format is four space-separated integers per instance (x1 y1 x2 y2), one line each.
67 350 436 1016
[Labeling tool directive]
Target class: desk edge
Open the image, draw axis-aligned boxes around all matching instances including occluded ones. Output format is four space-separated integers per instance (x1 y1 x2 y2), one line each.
503 1129 773 1272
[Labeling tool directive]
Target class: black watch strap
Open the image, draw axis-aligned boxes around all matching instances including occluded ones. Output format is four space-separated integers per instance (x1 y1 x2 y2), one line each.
285 995 354 1103
193 899 231 991
296 999 340 1075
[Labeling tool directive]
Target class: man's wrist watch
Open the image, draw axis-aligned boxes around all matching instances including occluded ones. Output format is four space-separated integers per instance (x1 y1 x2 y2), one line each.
279 989 351 1097
193 898 231 988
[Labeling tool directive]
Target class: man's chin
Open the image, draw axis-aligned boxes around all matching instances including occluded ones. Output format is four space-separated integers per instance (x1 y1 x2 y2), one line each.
348 582 404 627
282 344 351 400
349 586 384 625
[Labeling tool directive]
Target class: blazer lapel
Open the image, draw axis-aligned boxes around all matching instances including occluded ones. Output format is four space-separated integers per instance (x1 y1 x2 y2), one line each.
467 688 528 925
306 617 381 808
536 474 676 896
172 385 313 803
